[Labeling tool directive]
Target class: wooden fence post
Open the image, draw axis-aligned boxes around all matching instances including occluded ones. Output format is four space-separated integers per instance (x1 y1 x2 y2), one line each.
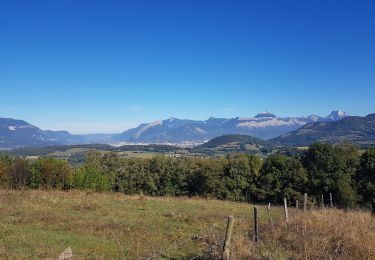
284 198 289 223
311 198 316 211
222 216 235 260
296 200 299 211
254 207 259 242
266 203 273 229
321 194 324 209
303 193 308 212
330 193 333 207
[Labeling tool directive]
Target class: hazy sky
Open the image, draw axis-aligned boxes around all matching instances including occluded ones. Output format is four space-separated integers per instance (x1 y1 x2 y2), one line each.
1 0 374 134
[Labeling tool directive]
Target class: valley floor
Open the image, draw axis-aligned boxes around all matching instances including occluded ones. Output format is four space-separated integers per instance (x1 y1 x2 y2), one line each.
0 189 374 259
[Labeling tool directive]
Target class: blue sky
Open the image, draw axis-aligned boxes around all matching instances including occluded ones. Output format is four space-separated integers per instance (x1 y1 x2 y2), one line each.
1 0 374 134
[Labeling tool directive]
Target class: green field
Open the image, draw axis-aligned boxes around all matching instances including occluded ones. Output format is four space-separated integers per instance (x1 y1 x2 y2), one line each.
0 190 374 259
43 148 164 162
0 189 263 259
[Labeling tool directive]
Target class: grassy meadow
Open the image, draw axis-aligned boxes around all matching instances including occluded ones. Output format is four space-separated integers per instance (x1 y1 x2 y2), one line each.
0 189 374 259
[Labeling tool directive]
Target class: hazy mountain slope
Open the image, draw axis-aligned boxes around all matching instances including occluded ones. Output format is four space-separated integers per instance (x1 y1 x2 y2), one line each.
0 118 110 149
44 130 85 144
0 118 58 149
271 114 375 147
112 118 204 142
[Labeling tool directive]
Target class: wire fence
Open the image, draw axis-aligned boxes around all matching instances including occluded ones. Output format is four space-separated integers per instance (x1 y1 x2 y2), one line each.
141 193 340 260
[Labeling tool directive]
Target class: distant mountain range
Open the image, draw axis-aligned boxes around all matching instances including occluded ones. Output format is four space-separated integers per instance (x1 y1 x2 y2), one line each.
0 110 351 149
272 113 375 147
112 111 348 143
191 114 375 153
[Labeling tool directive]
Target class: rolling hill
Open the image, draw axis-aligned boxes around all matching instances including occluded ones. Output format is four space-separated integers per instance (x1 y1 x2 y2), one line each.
195 134 267 149
191 134 275 154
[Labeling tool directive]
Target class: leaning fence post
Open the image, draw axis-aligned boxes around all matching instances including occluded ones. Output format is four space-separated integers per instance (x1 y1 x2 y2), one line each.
284 198 289 223
303 193 308 212
222 216 235 260
311 198 316 211
266 203 273 229
330 193 333 207
254 207 259 242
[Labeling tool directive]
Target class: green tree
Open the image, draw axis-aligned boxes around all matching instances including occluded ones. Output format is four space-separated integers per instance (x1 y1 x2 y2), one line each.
113 158 149 194
73 164 110 191
356 148 375 210
0 155 11 188
222 154 261 201
256 154 307 203
9 157 31 189
303 143 359 207
31 158 72 189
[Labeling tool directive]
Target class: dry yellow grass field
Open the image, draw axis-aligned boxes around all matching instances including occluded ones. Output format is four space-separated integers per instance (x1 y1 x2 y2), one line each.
0 189 374 259
202 209 375 259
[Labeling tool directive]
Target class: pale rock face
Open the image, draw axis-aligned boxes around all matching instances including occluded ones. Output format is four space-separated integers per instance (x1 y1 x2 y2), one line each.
7 125 32 131
237 117 255 121
194 127 206 134
236 118 306 128
133 121 162 138
307 115 320 121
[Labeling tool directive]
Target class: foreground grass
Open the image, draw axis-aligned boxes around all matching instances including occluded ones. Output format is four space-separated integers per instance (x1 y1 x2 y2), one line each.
0 189 264 259
0 189 374 259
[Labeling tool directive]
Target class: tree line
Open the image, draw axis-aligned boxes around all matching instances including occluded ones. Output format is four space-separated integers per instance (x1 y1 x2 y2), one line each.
0 143 374 210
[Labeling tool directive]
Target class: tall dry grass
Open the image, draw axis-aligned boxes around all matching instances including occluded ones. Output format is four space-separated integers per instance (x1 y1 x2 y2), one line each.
200 208 375 259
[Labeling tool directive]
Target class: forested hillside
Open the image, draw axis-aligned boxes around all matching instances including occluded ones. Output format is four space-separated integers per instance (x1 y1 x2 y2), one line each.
194 134 266 148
